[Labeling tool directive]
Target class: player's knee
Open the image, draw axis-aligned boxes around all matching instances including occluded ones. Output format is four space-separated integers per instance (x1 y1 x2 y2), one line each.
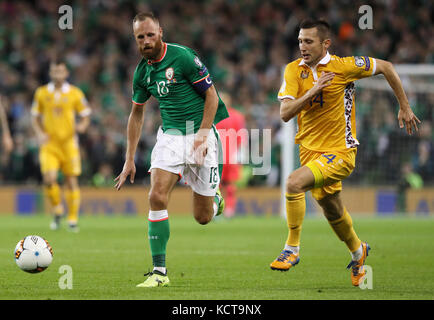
43 181 52 188
193 206 213 225
65 176 79 190
194 214 212 225
43 177 56 187
148 190 168 210
286 175 304 194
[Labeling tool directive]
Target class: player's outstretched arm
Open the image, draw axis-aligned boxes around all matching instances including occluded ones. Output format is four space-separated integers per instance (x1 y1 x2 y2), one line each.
375 59 421 135
114 102 145 190
280 72 335 122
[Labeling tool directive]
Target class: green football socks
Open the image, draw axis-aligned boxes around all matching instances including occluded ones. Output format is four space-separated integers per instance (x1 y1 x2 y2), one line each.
148 210 170 269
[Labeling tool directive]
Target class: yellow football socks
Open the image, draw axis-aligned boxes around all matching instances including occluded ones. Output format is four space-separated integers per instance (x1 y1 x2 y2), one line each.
65 189 80 224
285 193 306 247
44 184 63 215
328 208 361 253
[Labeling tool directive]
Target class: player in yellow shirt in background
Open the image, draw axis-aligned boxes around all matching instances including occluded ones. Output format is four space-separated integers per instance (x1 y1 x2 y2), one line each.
31 60 91 232
271 19 420 286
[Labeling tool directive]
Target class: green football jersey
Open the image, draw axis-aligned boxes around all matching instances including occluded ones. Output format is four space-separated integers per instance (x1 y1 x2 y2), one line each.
132 42 229 134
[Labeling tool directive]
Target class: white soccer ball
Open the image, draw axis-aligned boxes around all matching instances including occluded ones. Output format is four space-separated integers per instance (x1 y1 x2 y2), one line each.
14 235 53 273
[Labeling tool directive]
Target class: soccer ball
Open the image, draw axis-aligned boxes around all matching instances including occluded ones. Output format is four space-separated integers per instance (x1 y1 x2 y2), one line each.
14 235 53 273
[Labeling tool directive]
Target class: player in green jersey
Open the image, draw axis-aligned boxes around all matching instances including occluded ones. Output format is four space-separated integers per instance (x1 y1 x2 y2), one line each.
115 12 229 288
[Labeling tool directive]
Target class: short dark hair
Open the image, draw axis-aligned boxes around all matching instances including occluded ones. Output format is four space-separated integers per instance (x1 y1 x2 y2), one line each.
51 59 65 65
299 19 331 41
133 12 159 25
50 57 67 67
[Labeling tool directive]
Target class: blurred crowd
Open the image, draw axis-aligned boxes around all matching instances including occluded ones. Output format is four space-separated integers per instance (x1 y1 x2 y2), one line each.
0 0 433 187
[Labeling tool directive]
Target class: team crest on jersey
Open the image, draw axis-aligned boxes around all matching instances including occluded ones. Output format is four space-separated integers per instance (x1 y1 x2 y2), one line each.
165 68 174 80
300 70 309 79
354 56 365 67
165 67 177 84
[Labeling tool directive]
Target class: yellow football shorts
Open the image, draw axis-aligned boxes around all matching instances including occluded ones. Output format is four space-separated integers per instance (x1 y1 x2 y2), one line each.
39 138 81 176
300 145 357 200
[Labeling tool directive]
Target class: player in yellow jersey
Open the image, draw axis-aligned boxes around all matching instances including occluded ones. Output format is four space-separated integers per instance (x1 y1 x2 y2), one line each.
271 19 420 286
31 60 91 232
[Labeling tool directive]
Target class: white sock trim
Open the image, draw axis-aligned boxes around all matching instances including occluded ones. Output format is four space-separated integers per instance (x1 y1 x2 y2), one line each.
213 202 218 217
153 266 167 274
149 210 169 222
284 244 299 254
351 244 363 261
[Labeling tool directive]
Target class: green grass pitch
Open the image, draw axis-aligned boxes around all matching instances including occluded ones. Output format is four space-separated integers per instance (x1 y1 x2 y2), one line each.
0 214 433 300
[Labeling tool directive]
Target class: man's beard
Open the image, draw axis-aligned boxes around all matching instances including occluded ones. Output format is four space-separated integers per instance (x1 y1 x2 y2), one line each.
141 39 163 60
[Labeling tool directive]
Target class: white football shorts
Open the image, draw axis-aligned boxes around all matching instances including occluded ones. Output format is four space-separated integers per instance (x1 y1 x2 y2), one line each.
149 126 222 197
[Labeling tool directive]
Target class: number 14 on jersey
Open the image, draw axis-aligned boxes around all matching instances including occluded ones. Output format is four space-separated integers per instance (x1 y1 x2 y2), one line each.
310 92 324 107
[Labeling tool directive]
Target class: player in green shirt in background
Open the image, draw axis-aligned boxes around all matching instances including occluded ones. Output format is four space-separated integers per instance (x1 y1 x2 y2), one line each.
115 12 228 288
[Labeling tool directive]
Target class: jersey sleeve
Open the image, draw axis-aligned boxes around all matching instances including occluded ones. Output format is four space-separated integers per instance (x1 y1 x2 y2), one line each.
75 88 91 117
132 66 151 106
342 56 376 83
180 51 213 93
277 63 299 101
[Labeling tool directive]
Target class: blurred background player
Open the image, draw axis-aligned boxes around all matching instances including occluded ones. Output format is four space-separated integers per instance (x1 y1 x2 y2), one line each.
31 60 91 232
272 19 420 286
215 92 246 217
0 95 14 155
396 162 423 213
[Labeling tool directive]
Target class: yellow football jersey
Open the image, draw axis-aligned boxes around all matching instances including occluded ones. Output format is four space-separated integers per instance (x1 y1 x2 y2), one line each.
278 52 376 152
31 82 91 142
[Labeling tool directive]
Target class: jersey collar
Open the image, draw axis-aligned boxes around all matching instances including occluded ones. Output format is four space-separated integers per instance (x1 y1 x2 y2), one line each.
47 82 71 93
299 51 331 67
147 42 167 65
